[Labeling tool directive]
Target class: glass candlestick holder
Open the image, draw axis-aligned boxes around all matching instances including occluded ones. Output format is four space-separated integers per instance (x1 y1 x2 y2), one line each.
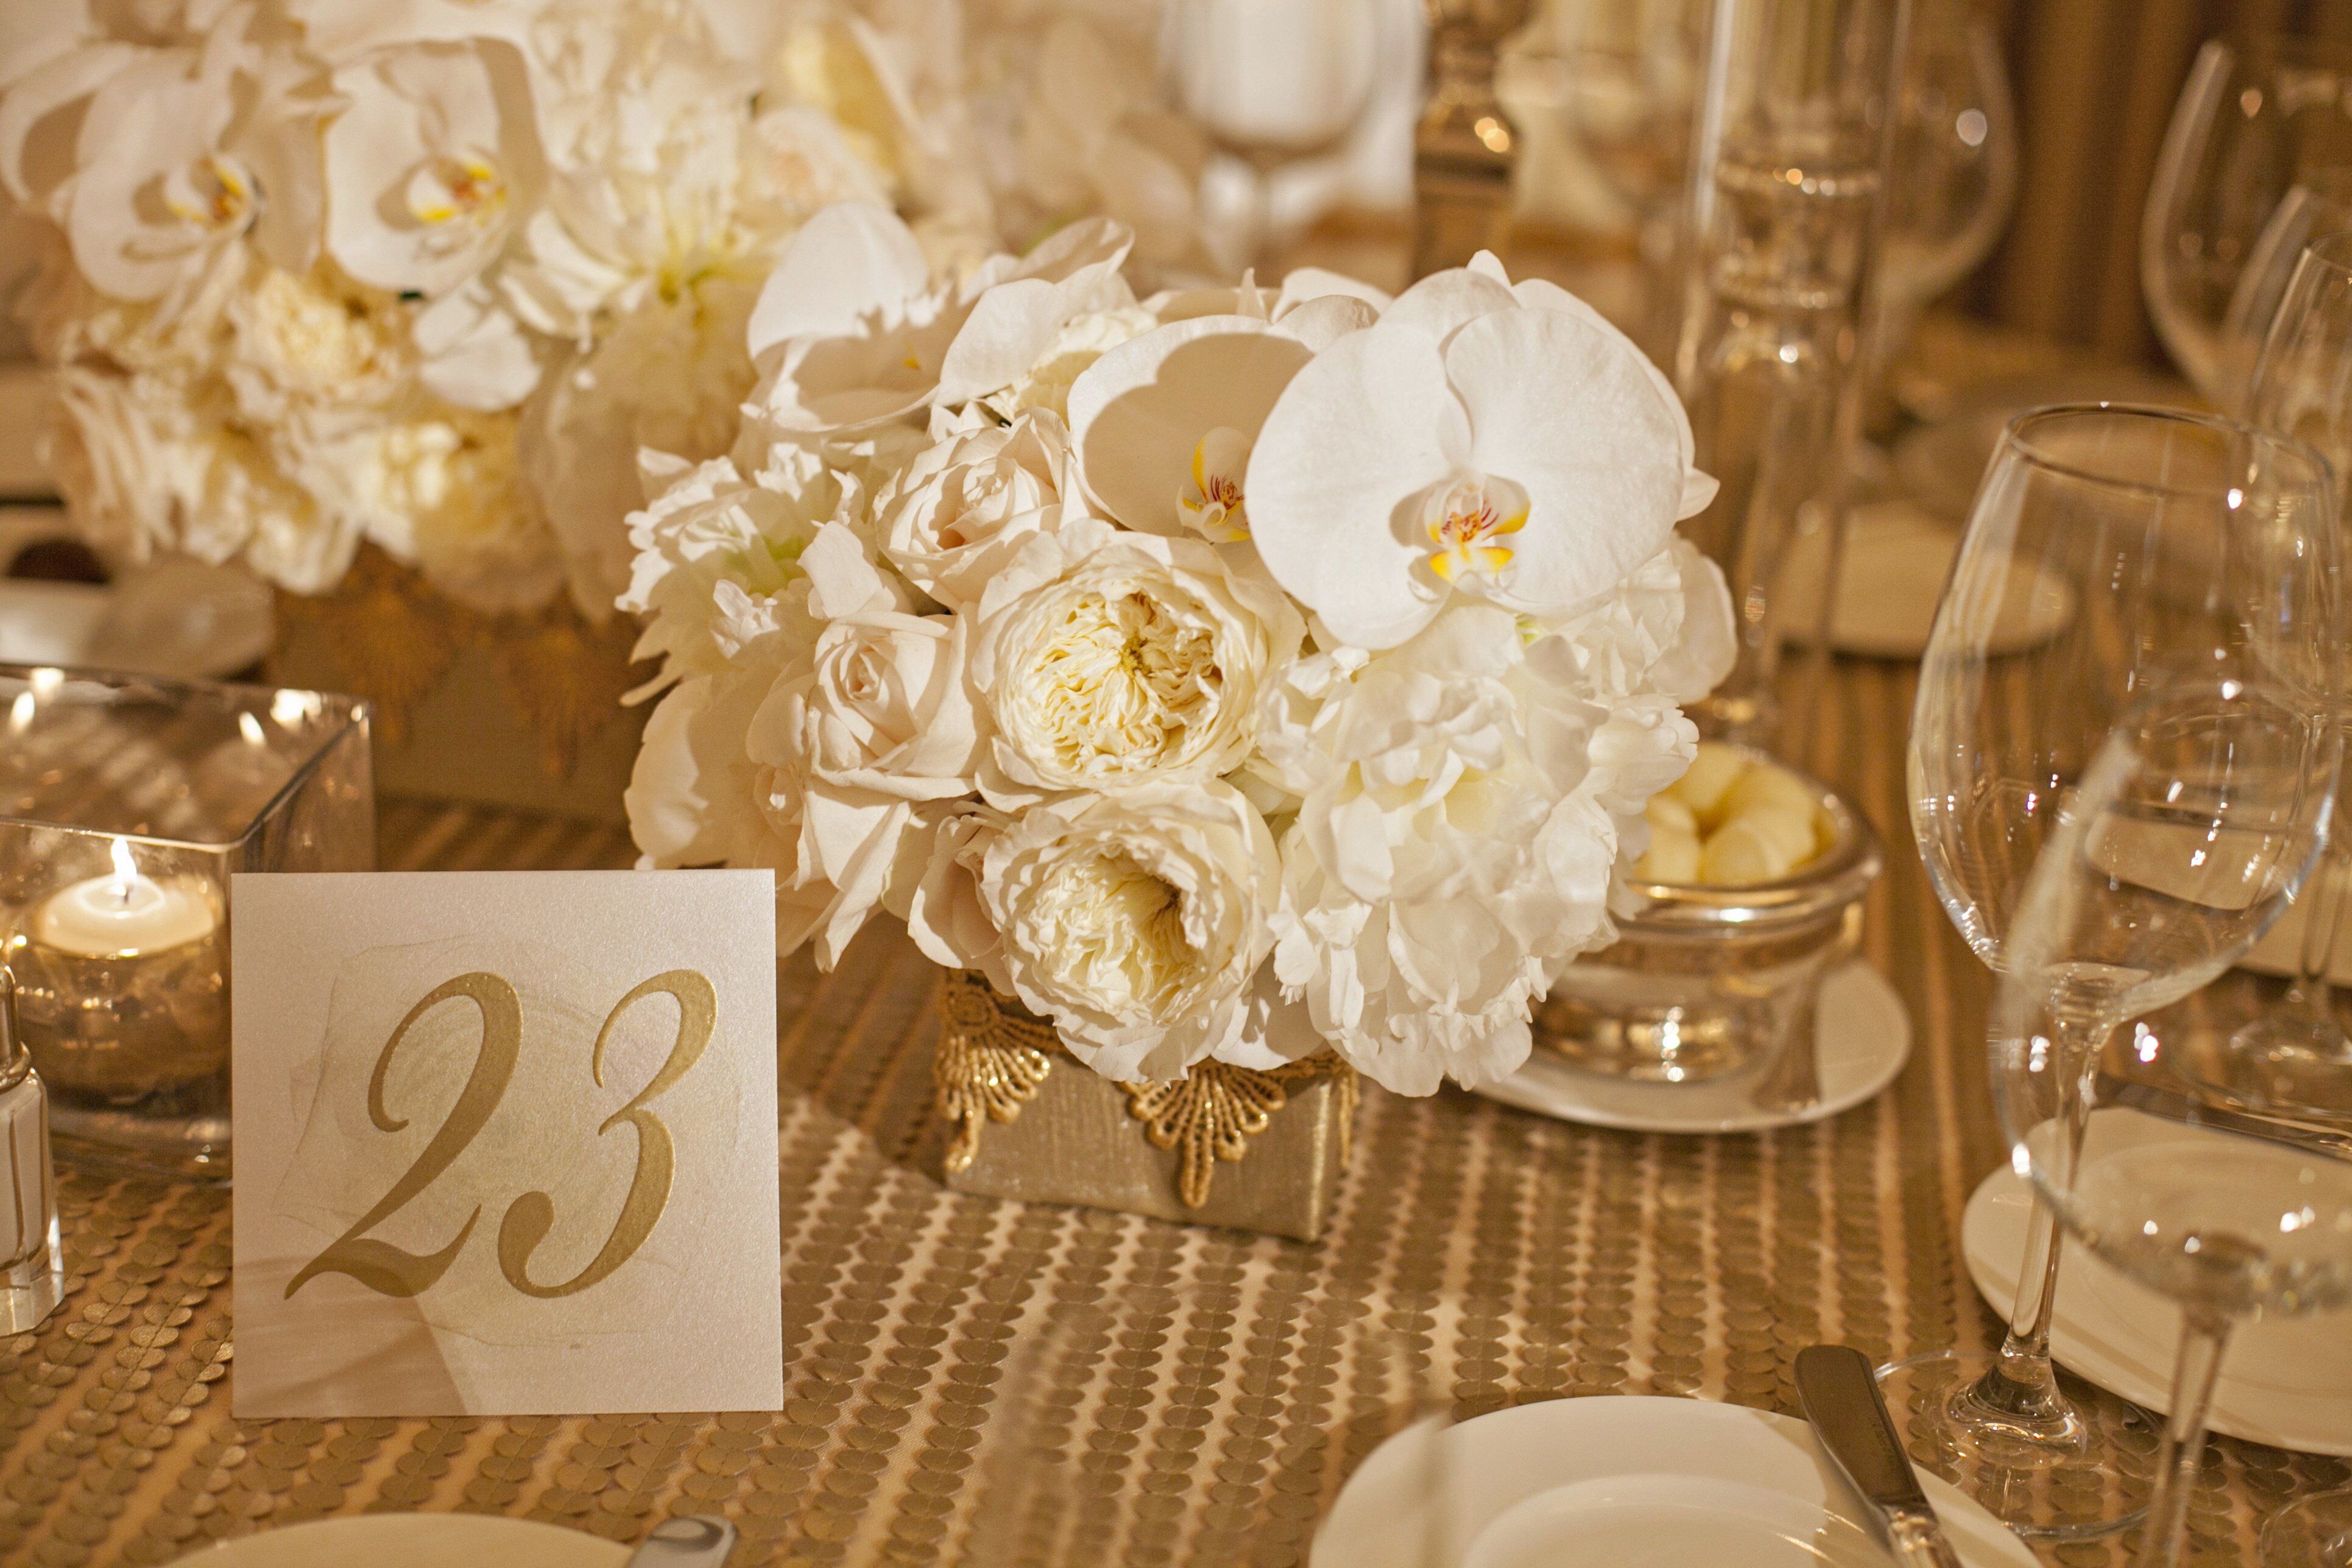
0 966 63 1332
0 665 373 1181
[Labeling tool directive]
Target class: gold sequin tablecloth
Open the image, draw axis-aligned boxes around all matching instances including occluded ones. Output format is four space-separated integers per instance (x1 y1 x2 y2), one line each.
2 662 2344 1568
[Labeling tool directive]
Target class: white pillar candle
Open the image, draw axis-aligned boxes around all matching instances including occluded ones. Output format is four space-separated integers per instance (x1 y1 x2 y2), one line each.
30 839 218 958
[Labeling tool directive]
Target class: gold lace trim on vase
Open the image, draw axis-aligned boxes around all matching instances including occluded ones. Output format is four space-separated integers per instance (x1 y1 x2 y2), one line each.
933 968 1359 1208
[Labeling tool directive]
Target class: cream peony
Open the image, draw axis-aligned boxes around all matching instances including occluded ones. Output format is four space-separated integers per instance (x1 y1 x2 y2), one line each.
1247 253 1717 651
1264 599 1703 1093
871 404 1075 609
967 515 1303 803
980 780 1279 1081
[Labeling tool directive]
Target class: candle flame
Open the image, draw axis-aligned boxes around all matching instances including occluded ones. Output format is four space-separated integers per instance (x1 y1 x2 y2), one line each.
239 712 266 746
109 836 139 900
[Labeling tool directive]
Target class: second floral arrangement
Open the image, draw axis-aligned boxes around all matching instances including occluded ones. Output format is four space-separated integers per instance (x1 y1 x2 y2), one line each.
624 202 1737 1097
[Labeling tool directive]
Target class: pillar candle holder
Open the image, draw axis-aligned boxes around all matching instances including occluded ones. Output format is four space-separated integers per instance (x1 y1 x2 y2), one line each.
0 665 373 1181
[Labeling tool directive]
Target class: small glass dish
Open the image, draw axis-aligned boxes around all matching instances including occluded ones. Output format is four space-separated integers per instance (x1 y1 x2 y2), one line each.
1537 752 1882 1089
0 665 373 1179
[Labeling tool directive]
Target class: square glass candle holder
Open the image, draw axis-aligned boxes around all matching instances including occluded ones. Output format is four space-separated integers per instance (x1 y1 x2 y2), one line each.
0 665 373 1180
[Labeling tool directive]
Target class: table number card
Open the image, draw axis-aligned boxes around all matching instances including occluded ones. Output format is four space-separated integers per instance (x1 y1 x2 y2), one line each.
230 872 782 1417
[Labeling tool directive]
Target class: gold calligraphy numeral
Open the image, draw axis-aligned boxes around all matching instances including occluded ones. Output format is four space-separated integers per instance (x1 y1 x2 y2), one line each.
496 970 716 1299
285 972 521 1299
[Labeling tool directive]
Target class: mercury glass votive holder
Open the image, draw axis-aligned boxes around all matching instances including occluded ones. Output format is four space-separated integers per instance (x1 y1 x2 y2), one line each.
0 665 373 1180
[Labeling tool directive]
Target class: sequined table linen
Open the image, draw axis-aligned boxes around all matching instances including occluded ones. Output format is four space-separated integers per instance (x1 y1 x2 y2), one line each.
0 661 2338 1568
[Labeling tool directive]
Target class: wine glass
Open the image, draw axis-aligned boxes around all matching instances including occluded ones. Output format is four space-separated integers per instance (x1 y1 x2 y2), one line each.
1988 676 2348 1568
1164 0 1384 272
1876 0 2018 369
1893 403 2342 1538
2212 176 2352 414
2142 35 2352 406
2233 231 2352 1098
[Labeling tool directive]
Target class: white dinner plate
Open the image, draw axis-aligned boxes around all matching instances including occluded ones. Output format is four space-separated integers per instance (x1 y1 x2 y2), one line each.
1311 1396 2038 1568
1477 961 1910 1134
0 544 271 678
1963 1107 2352 1457
177 1514 629 1567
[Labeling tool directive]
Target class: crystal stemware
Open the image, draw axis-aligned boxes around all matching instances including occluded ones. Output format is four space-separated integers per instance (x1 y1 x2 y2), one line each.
2142 35 2352 405
1894 404 2342 1538
1989 677 2348 1568
2232 231 2352 1099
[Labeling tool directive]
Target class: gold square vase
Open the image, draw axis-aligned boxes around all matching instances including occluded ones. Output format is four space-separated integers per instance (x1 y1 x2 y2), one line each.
267 545 649 825
933 970 1357 1241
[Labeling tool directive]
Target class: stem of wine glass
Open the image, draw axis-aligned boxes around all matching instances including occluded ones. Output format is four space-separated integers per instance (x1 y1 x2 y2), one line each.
2138 1307 2235 1568
1966 1012 2105 1435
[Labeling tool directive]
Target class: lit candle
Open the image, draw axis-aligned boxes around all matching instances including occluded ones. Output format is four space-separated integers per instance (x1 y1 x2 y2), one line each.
31 839 218 959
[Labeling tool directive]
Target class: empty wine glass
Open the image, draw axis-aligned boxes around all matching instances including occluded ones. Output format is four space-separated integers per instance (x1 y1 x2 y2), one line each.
1876 0 2018 369
2233 231 2352 1101
1989 677 2348 1568
2213 176 2352 413
1165 0 1384 270
2142 35 2352 405
1894 404 2342 1538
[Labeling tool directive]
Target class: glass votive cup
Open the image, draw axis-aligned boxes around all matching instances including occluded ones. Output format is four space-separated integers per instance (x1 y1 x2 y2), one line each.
0 665 373 1180
1536 753 1882 1086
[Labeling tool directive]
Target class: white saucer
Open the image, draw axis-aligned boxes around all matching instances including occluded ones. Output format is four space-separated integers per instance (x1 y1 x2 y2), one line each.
1311 1396 2037 1568
1477 962 1910 1134
1775 500 2075 661
1963 1107 2352 1457
178 1514 627 1567
0 548 271 679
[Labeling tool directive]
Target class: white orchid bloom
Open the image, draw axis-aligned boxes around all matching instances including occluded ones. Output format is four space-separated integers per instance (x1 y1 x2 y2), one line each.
323 37 545 297
60 19 327 308
1064 294 1376 543
1247 253 1717 651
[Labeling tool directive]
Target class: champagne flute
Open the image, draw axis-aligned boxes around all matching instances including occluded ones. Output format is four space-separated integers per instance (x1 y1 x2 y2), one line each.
2141 35 2352 406
2233 231 2352 1097
1988 677 2347 1568
1891 404 2342 1538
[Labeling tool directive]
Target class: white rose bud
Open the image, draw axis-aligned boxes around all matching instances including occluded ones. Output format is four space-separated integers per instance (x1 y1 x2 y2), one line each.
873 408 1075 610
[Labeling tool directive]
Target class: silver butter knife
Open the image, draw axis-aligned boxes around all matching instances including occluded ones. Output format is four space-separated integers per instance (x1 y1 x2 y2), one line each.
1795 1344 1965 1568
624 1516 738 1567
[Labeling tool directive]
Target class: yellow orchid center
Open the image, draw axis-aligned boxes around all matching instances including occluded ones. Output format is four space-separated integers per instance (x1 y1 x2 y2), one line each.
164 155 254 231
406 152 507 227
1419 470 1528 585
1178 426 1253 543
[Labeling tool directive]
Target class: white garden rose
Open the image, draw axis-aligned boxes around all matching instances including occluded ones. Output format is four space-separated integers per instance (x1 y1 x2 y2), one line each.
225 264 410 422
871 404 1074 609
967 515 1304 803
747 521 980 802
981 780 1279 1080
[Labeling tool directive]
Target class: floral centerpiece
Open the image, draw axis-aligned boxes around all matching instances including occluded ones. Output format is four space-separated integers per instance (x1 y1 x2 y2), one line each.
0 0 1218 809
621 201 1734 1223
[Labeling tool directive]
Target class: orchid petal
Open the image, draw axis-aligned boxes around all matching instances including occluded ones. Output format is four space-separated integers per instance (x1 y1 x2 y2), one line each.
1446 308 1683 613
1512 276 1715 518
1065 314 1310 535
1377 264 1516 344
1246 325 1461 649
746 202 930 358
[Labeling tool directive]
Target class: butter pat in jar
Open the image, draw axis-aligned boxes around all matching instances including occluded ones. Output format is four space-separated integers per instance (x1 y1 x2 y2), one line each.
1636 743 1836 887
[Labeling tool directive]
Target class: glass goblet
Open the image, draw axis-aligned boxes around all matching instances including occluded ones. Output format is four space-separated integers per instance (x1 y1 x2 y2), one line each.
1893 404 2342 1538
1990 676 2348 1568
